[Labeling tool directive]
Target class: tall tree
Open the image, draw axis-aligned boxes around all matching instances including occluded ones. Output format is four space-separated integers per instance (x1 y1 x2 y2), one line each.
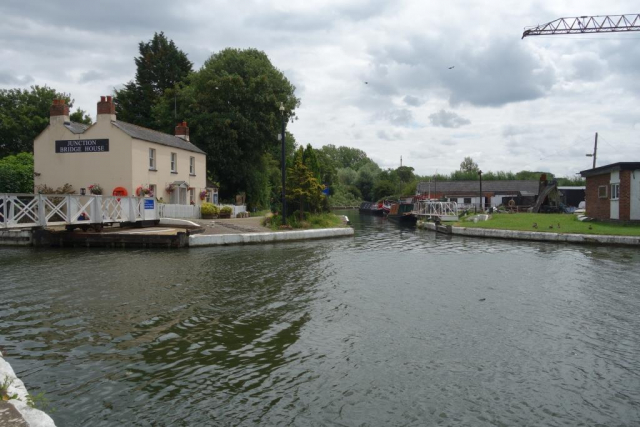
459 156 479 173
0 86 70 157
115 32 192 129
286 149 325 219
0 152 33 192
169 48 299 204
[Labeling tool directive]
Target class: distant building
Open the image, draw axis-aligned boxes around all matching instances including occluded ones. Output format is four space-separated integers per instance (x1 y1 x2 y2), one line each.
580 162 640 221
34 96 217 205
416 180 539 208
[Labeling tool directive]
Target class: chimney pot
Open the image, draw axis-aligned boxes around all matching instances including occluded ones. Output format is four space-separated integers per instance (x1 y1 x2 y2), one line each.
50 99 70 122
101 96 106 102
97 95 116 118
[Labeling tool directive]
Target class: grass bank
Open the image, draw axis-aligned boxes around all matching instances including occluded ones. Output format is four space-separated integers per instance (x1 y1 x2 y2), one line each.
456 213 640 236
263 213 345 231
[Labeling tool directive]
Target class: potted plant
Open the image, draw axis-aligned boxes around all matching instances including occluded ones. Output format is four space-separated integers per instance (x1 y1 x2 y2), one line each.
136 186 151 197
88 184 103 195
201 202 219 219
199 190 207 201
219 206 233 219
165 184 175 193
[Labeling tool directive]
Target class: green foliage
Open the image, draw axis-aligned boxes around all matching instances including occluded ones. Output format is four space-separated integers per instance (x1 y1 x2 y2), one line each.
302 144 321 181
165 47 299 204
320 145 375 171
1 376 18 401
264 212 343 230
200 202 219 216
286 149 326 219
355 162 381 201
26 392 54 412
0 86 71 157
460 156 479 173
402 180 418 196
395 166 415 183
115 32 193 130
337 167 358 186
373 179 396 201
328 184 362 207
0 152 33 192
220 206 233 215
70 108 92 125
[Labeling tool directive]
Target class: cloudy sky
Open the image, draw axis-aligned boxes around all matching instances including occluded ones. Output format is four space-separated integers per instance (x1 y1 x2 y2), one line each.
1 0 638 176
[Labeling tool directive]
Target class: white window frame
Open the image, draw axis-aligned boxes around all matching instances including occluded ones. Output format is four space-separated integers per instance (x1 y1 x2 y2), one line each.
170 152 177 173
189 188 195 204
598 185 608 199
149 148 156 170
190 156 195 175
610 183 620 200
149 184 156 198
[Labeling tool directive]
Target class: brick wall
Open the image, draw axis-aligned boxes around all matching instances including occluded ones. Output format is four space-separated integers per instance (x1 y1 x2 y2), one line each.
586 173 610 220
620 170 631 221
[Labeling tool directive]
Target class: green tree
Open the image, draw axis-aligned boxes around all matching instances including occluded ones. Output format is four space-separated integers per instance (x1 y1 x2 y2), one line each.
171 48 299 204
337 167 357 186
302 144 321 181
373 179 396 201
286 152 325 219
115 32 193 129
70 108 92 125
0 86 71 157
459 156 479 173
0 152 33 192
396 166 415 183
355 162 380 201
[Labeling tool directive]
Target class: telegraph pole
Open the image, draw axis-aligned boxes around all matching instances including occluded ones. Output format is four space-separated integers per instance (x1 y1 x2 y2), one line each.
586 132 598 169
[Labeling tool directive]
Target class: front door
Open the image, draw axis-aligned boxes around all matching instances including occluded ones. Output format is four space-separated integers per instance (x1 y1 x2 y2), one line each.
610 171 620 220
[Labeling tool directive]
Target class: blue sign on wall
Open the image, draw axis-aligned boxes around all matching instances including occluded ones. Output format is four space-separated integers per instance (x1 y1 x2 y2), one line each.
144 199 155 210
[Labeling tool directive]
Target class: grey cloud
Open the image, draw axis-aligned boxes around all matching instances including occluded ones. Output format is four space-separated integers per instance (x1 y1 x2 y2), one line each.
429 109 470 128
441 139 457 146
374 108 414 127
0 70 34 85
502 125 533 138
367 36 556 107
403 95 423 106
376 130 403 140
79 70 107 83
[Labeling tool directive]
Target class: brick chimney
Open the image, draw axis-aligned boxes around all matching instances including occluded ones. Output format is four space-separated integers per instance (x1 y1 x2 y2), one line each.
175 121 189 141
49 99 70 125
97 95 116 122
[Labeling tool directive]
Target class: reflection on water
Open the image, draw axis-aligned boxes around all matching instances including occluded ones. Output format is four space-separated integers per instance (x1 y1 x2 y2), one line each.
1 212 640 426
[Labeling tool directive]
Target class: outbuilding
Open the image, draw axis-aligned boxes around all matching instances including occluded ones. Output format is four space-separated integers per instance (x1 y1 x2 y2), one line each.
33 96 216 205
416 180 539 209
580 162 640 221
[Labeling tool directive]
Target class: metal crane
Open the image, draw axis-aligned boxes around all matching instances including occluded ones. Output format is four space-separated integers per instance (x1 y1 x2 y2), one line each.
522 14 640 38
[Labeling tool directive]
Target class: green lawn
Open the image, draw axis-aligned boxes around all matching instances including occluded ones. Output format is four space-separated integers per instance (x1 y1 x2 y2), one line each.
263 212 346 230
456 213 640 236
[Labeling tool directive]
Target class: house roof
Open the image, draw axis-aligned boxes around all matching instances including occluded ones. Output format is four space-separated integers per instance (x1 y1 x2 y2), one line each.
64 122 90 134
580 162 640 178
112 121 206 154
416 180 540 196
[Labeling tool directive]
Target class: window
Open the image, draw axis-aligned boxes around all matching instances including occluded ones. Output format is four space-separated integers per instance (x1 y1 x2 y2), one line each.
611 183 620 200
464 197 472 204
598 185 608 199
170 153 177 172
149 184 156 198
149 148 156 170
189 188 195 205
190 156 195 175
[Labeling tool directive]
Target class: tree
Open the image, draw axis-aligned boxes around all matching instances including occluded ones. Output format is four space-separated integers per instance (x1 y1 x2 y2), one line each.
395 166 415 183
373 179 396 201
337 168 357 186
286 148 325 219
459 156 479 173
172 48 299 205
70 108 92 125
0 86 71 157
355 162 380 201
0 152 33 192
115 32 193 129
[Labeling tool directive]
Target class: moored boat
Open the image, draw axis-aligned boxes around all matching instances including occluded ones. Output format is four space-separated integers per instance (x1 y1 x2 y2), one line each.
385 198 417 225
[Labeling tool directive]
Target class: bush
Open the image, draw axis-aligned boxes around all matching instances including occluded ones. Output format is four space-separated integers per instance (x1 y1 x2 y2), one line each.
201 202 219 216
220 206 233 215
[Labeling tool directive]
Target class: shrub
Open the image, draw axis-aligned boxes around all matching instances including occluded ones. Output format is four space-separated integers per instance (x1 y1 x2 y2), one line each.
220 206 233 215
201 202 219 216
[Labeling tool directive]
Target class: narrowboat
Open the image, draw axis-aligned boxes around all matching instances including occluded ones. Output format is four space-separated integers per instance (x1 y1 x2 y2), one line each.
385 198 417 224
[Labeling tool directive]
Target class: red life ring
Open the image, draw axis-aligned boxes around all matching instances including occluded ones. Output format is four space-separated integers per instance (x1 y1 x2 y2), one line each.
112 187 128 197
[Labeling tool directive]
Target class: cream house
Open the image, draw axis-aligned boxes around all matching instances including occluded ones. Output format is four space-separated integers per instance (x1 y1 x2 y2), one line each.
34 96 216 205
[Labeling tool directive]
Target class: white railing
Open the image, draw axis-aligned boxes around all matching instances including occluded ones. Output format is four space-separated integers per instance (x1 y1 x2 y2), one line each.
158 204 201 219
0 194 156 229
413 201 459 221
219 204 246 217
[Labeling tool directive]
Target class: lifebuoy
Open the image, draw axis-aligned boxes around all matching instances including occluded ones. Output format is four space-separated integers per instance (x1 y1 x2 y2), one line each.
508 199 516 207
112 187 128 197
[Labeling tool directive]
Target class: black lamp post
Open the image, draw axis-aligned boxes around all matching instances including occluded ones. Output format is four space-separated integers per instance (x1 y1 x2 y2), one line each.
279 102 287 225
478 169 483 212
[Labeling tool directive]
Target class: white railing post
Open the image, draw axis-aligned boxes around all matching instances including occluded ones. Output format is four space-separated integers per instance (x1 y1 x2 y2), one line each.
128 197 136 222
37 194 46 227
91 195 103 224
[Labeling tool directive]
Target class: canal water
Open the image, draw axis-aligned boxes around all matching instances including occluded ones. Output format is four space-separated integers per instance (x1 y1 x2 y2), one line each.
1 212 639 426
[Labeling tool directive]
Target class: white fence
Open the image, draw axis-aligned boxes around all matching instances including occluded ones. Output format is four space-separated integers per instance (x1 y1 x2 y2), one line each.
413 201 459 221
158 204 201 219
0 194 157 229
